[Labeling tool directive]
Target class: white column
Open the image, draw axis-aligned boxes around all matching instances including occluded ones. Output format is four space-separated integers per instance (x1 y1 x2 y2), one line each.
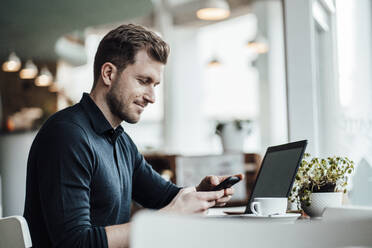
283 0 319 155
253 0 288 151
152 0 176 153
153 1 208 154
164 27 208 154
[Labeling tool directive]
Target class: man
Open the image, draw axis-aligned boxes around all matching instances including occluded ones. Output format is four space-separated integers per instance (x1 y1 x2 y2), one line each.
24 24 243 248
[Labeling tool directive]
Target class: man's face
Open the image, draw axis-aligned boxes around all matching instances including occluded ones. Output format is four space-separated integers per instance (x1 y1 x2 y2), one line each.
106 49 164 124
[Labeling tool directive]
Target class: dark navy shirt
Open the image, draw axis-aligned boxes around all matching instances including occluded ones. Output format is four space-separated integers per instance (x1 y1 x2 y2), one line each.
24 93 180 247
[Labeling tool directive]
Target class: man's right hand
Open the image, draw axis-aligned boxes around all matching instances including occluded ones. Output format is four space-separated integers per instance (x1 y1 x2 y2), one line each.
161 187 224 214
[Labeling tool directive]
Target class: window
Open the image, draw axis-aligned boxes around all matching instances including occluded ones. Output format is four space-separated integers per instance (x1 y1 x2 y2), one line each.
284 0 372 206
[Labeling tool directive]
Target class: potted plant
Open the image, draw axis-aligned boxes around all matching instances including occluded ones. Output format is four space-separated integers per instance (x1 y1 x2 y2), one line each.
215 119 252 153
289 153 354 217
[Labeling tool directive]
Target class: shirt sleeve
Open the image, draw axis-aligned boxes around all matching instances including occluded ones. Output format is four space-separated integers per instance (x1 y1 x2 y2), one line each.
127 134 181 209
36 121 108 248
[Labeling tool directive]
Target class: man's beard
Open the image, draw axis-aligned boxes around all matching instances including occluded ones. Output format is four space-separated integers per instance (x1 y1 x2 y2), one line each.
106 83 138 124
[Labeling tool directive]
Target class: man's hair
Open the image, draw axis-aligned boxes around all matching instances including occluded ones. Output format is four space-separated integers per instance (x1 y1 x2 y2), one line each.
92 24 170 89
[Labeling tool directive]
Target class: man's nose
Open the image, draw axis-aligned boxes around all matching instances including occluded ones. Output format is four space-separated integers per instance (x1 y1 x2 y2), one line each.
144 87 155 104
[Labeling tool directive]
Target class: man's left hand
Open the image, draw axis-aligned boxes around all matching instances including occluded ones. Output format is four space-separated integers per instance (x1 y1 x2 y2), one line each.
195 174 244 206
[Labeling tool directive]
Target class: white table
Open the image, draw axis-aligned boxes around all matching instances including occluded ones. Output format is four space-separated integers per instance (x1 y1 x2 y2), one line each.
131 207 372 248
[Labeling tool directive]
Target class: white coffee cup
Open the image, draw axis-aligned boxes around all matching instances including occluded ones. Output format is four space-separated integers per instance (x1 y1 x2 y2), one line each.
250 197 288 216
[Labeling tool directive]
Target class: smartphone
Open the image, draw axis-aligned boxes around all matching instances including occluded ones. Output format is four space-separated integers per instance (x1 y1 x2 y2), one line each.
212 176 241 191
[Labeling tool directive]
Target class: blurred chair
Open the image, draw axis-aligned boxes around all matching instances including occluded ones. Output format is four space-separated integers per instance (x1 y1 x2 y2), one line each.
131 211 372 248
0 216 32 248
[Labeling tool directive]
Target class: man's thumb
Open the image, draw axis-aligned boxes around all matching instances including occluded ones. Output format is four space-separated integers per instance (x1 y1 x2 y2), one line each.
211 176 220 186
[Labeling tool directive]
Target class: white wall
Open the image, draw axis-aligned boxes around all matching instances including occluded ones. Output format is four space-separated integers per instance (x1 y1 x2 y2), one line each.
159 9 287 155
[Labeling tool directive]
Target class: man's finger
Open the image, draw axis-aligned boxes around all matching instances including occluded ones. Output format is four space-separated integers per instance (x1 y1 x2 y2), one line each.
224 187 235 196
216 195 231 204
206 200 216 209
216 175 231 182
234 173 245 180
216 173 244 183
196 190 224 201
215 202 227 207
196 200 216 213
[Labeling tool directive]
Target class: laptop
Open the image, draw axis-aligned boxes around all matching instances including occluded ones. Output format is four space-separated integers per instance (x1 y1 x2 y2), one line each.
222 140 308 215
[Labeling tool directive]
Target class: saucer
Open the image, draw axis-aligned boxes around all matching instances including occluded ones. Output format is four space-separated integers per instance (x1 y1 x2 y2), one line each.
235 213 301 222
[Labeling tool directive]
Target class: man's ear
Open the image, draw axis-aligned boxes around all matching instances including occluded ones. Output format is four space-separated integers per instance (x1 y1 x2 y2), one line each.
101 62 118 86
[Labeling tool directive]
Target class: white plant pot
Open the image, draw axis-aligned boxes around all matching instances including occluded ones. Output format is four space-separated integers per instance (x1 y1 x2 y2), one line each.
219 123 245 153
302 192 343 218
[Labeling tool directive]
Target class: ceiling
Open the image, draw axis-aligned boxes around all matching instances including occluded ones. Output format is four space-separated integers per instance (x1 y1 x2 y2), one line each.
169 0 253 26
0 0 256 62
0 0 152 61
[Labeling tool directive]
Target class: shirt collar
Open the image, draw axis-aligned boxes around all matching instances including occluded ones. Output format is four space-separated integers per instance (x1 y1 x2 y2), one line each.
80 93 122 136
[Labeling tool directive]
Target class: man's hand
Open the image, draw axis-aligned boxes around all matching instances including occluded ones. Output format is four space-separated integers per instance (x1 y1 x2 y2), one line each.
195 174 244 206
161 187 224 214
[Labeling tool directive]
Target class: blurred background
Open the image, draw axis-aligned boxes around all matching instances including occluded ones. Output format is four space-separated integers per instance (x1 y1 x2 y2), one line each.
0 0 371 217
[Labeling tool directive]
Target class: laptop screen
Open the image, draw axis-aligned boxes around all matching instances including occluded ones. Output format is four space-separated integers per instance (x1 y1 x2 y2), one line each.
245 140 307 213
